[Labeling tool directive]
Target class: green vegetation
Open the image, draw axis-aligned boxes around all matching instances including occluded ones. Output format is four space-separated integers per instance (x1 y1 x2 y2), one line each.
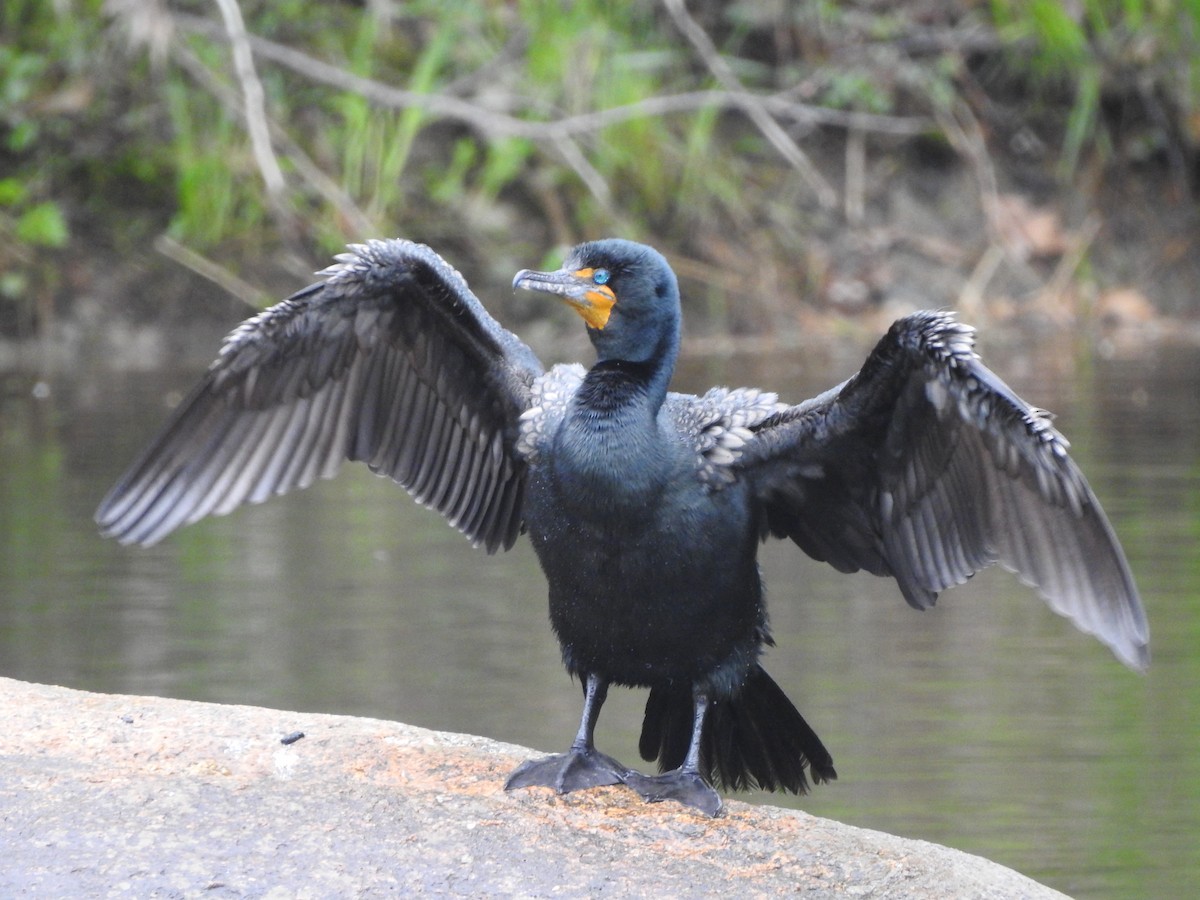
0 0 1197 335
990 0 1200 176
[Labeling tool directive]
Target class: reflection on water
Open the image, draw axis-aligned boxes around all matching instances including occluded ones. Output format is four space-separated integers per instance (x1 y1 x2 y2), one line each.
2 335 1198 899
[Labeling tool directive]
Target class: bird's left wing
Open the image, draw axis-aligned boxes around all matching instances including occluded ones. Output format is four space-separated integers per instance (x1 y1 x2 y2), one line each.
736 311 1148 670
96 239 543 553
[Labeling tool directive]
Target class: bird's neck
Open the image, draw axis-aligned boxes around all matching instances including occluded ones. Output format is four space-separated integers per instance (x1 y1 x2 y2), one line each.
553 336 679 507
576 359 663 416
586 324 678 411
579 326 677 422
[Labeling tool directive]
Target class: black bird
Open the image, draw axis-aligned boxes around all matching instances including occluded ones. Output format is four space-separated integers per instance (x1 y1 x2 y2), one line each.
96 238 1148 816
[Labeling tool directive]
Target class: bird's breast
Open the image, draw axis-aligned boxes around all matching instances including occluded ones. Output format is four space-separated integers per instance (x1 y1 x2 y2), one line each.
522 468 763 685
551 407 681 514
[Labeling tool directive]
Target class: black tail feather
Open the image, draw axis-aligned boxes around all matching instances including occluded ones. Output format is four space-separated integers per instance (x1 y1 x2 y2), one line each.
639 666 837 794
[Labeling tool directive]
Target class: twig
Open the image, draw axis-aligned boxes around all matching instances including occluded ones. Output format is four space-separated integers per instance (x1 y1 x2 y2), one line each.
845 127 866 225
103 0 174 66
1043 214 1101 308
959 243 1005 321
171 12 932 141
661 0 837 210
154 234 268 308
937 100 1056 300
550 134 615 212
934 100 1001 241
171 42 378 238
212 0 285 201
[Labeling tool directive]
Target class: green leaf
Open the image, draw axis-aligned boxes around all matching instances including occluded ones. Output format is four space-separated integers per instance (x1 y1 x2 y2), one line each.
0 178 27 206
6 121 39 153
15 202 69 247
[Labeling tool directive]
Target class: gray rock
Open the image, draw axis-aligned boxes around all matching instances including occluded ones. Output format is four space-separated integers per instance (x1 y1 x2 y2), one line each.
0 678 1066 898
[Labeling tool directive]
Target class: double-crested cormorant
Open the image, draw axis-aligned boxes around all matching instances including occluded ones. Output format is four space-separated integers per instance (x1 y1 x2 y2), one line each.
96 238 1148 816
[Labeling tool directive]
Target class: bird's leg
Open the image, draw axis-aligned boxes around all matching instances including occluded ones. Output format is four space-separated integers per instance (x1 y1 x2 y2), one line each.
504 673 628 795
625 689 723 816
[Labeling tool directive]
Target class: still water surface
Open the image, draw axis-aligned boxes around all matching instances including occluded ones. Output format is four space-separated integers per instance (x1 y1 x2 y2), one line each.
2 331 1198 898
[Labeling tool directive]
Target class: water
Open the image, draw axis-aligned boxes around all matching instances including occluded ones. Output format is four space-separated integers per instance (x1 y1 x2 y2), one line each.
2 331 1197 899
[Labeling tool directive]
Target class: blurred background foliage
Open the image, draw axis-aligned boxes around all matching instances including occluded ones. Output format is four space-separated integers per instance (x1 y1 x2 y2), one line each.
1 0 1198 338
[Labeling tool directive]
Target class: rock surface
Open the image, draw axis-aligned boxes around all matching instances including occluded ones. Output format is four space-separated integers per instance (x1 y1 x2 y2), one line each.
0 678 1066 898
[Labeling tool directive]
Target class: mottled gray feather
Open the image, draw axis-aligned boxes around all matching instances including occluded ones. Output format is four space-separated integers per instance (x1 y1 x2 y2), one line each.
96 239 543 553
738 311 1148 671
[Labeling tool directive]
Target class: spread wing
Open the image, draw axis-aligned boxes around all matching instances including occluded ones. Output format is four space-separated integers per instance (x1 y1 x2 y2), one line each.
95 239 544 553
738 311 1148 670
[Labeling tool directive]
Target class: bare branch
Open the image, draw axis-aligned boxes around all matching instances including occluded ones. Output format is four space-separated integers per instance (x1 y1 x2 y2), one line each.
661 0 838 210
171 12 932 142
845 127 866 225
1043 213 1101 306
154 234 268 308
170 42 378 239
104 0 174 66
550 134 614 211
211 0 285 200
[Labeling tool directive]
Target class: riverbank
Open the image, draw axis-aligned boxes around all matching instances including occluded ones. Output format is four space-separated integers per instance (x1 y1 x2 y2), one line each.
4 3 1198 351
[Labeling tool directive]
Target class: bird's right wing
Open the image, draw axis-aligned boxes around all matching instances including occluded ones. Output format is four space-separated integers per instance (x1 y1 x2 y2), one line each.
736 311 1148 670
96 239 544 553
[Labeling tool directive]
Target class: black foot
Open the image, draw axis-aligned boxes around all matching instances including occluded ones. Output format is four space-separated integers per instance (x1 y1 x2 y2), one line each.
504 746 628 795
625 769 723 817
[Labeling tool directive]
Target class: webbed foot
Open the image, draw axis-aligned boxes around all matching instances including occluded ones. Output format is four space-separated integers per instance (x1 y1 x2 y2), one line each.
504 745 629 795
624 769 723 817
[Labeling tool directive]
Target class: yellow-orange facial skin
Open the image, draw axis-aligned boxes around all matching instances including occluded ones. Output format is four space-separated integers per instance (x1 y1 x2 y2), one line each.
570 268 616 330
511 265 617 329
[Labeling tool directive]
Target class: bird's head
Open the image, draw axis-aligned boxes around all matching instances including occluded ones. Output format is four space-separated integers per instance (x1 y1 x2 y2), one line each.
513 239 680 364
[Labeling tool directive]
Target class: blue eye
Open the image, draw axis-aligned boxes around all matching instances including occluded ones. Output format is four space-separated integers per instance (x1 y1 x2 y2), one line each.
593 268 610 286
